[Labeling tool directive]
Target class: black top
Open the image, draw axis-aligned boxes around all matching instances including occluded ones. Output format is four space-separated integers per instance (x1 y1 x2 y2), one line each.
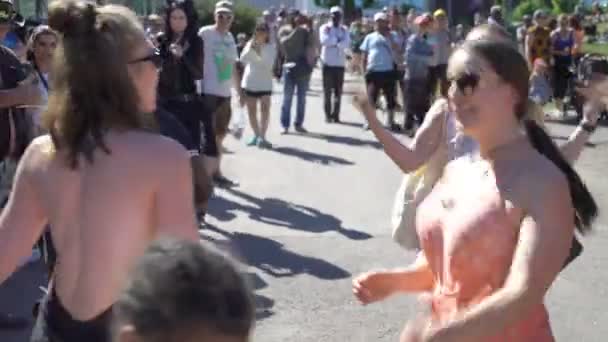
157 33 204 100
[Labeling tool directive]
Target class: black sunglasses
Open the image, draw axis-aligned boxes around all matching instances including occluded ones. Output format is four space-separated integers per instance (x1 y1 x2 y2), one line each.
449 72 480 95
129 49 162 69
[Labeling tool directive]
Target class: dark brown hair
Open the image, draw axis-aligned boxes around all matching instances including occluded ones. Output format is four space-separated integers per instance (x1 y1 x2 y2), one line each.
569 15 582 31
461 40 598 234
253 21 270 44
114 238 254 341
44 0 145 169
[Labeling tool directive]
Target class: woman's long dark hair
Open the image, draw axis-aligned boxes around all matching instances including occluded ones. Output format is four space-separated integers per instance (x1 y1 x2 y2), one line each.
164 0 201 60
462 40 598 234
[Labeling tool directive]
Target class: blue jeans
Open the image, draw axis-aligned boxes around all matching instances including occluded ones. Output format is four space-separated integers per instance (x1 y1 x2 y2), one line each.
280 73 309 129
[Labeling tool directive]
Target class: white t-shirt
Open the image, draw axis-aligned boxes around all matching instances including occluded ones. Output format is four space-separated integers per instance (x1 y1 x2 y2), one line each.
239 41 276 92
198 25 238 98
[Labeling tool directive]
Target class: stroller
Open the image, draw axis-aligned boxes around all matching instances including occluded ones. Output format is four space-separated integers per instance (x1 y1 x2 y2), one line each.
566 53 608 121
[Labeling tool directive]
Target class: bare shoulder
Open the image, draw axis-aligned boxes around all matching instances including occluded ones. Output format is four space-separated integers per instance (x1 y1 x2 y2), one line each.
514 150 570 208
125 131 190 162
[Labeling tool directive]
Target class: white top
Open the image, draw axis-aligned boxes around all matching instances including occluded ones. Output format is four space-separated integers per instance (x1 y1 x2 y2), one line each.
445 111 479 162
26 72 49 131
319 23 350 67
239 41 276 92
198 25 238 98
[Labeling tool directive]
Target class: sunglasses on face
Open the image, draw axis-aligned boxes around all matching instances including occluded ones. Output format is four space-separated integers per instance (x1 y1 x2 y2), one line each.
217 13 233 20
129 49 163 69
449 72 480 95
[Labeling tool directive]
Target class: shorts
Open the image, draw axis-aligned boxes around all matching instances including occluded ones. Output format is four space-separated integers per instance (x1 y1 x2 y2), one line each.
161 98 218 158
201 94 232 138
243 89 272 98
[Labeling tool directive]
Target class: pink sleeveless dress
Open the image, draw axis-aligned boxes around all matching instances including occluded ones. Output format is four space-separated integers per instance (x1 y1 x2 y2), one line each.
415 158 554 341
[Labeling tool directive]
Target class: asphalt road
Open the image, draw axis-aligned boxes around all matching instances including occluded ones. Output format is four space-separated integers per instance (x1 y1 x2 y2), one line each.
1 71 607 341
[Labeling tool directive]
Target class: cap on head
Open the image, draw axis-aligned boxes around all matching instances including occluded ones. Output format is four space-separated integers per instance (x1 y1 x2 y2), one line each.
330 6 342 15
373 12 388 22
214 0 233 15
433 9 446 18
490 5 502 15
414 13 433 27
533 9 547 20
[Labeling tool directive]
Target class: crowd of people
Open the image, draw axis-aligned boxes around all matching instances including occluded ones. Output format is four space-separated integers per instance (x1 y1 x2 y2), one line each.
0 0 605 341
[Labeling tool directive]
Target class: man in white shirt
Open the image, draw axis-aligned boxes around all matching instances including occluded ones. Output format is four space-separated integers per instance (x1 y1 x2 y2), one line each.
319 6 350 123
198 1 241 188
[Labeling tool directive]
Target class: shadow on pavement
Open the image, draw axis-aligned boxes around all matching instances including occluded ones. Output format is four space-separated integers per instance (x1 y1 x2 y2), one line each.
208 188 372 241
204 226 351 281
303 132 381 149
271 146 355 166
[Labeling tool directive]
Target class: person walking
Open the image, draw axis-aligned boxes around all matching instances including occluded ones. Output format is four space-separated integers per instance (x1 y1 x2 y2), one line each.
277 10 315 134
0 2 198 340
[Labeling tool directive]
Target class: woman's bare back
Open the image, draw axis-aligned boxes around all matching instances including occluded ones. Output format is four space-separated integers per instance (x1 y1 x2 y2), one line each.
0 131 198 321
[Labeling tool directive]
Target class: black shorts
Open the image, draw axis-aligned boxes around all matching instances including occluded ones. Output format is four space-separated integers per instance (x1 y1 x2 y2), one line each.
161 98 219 158
243 89 272 98
155 107 198 156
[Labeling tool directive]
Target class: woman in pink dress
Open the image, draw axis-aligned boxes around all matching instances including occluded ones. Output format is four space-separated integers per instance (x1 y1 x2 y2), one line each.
352 40 598 341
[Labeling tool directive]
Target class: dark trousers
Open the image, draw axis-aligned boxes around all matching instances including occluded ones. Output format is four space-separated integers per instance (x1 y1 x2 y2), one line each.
365 70 397 125
404 78 432 129
428 64 449 98
322 65 345 121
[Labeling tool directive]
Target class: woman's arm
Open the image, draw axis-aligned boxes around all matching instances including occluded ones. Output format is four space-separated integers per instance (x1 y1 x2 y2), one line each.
354 95 447 173
427 171 573 342
0 143 48 284
182 38 204 79
353 252 434 304
239 41 257 64
559 86 604 163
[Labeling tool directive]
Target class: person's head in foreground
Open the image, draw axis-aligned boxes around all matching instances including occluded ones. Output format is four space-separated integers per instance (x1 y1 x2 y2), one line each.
465 23 513 46
45 0 160 168
447 40 597 233
114 238 255 342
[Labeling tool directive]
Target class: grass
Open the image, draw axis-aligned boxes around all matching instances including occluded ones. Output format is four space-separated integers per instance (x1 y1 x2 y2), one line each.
583 22 608 55
583 42 608 55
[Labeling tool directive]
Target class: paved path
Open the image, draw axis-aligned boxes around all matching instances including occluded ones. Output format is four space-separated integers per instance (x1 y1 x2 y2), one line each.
1 71 607 341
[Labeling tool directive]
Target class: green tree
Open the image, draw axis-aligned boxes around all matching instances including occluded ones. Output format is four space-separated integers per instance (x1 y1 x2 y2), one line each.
512 0 551 20
551 0 579 14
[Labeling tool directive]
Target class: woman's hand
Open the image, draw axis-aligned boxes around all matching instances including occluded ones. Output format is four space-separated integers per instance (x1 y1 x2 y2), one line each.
351 90 375 121
170 43 184 59
352 271 399 305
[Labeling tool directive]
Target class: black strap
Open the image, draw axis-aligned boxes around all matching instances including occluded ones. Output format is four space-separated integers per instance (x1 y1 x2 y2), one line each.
35 65 49 92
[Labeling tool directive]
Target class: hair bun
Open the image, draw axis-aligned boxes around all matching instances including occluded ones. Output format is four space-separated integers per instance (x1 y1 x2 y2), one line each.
48 0 97 38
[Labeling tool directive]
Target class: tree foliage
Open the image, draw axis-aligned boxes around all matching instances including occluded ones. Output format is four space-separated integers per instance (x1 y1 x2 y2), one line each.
512 0 578 21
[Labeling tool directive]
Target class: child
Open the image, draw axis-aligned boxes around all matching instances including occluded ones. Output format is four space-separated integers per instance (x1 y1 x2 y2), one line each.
529 58 552 106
